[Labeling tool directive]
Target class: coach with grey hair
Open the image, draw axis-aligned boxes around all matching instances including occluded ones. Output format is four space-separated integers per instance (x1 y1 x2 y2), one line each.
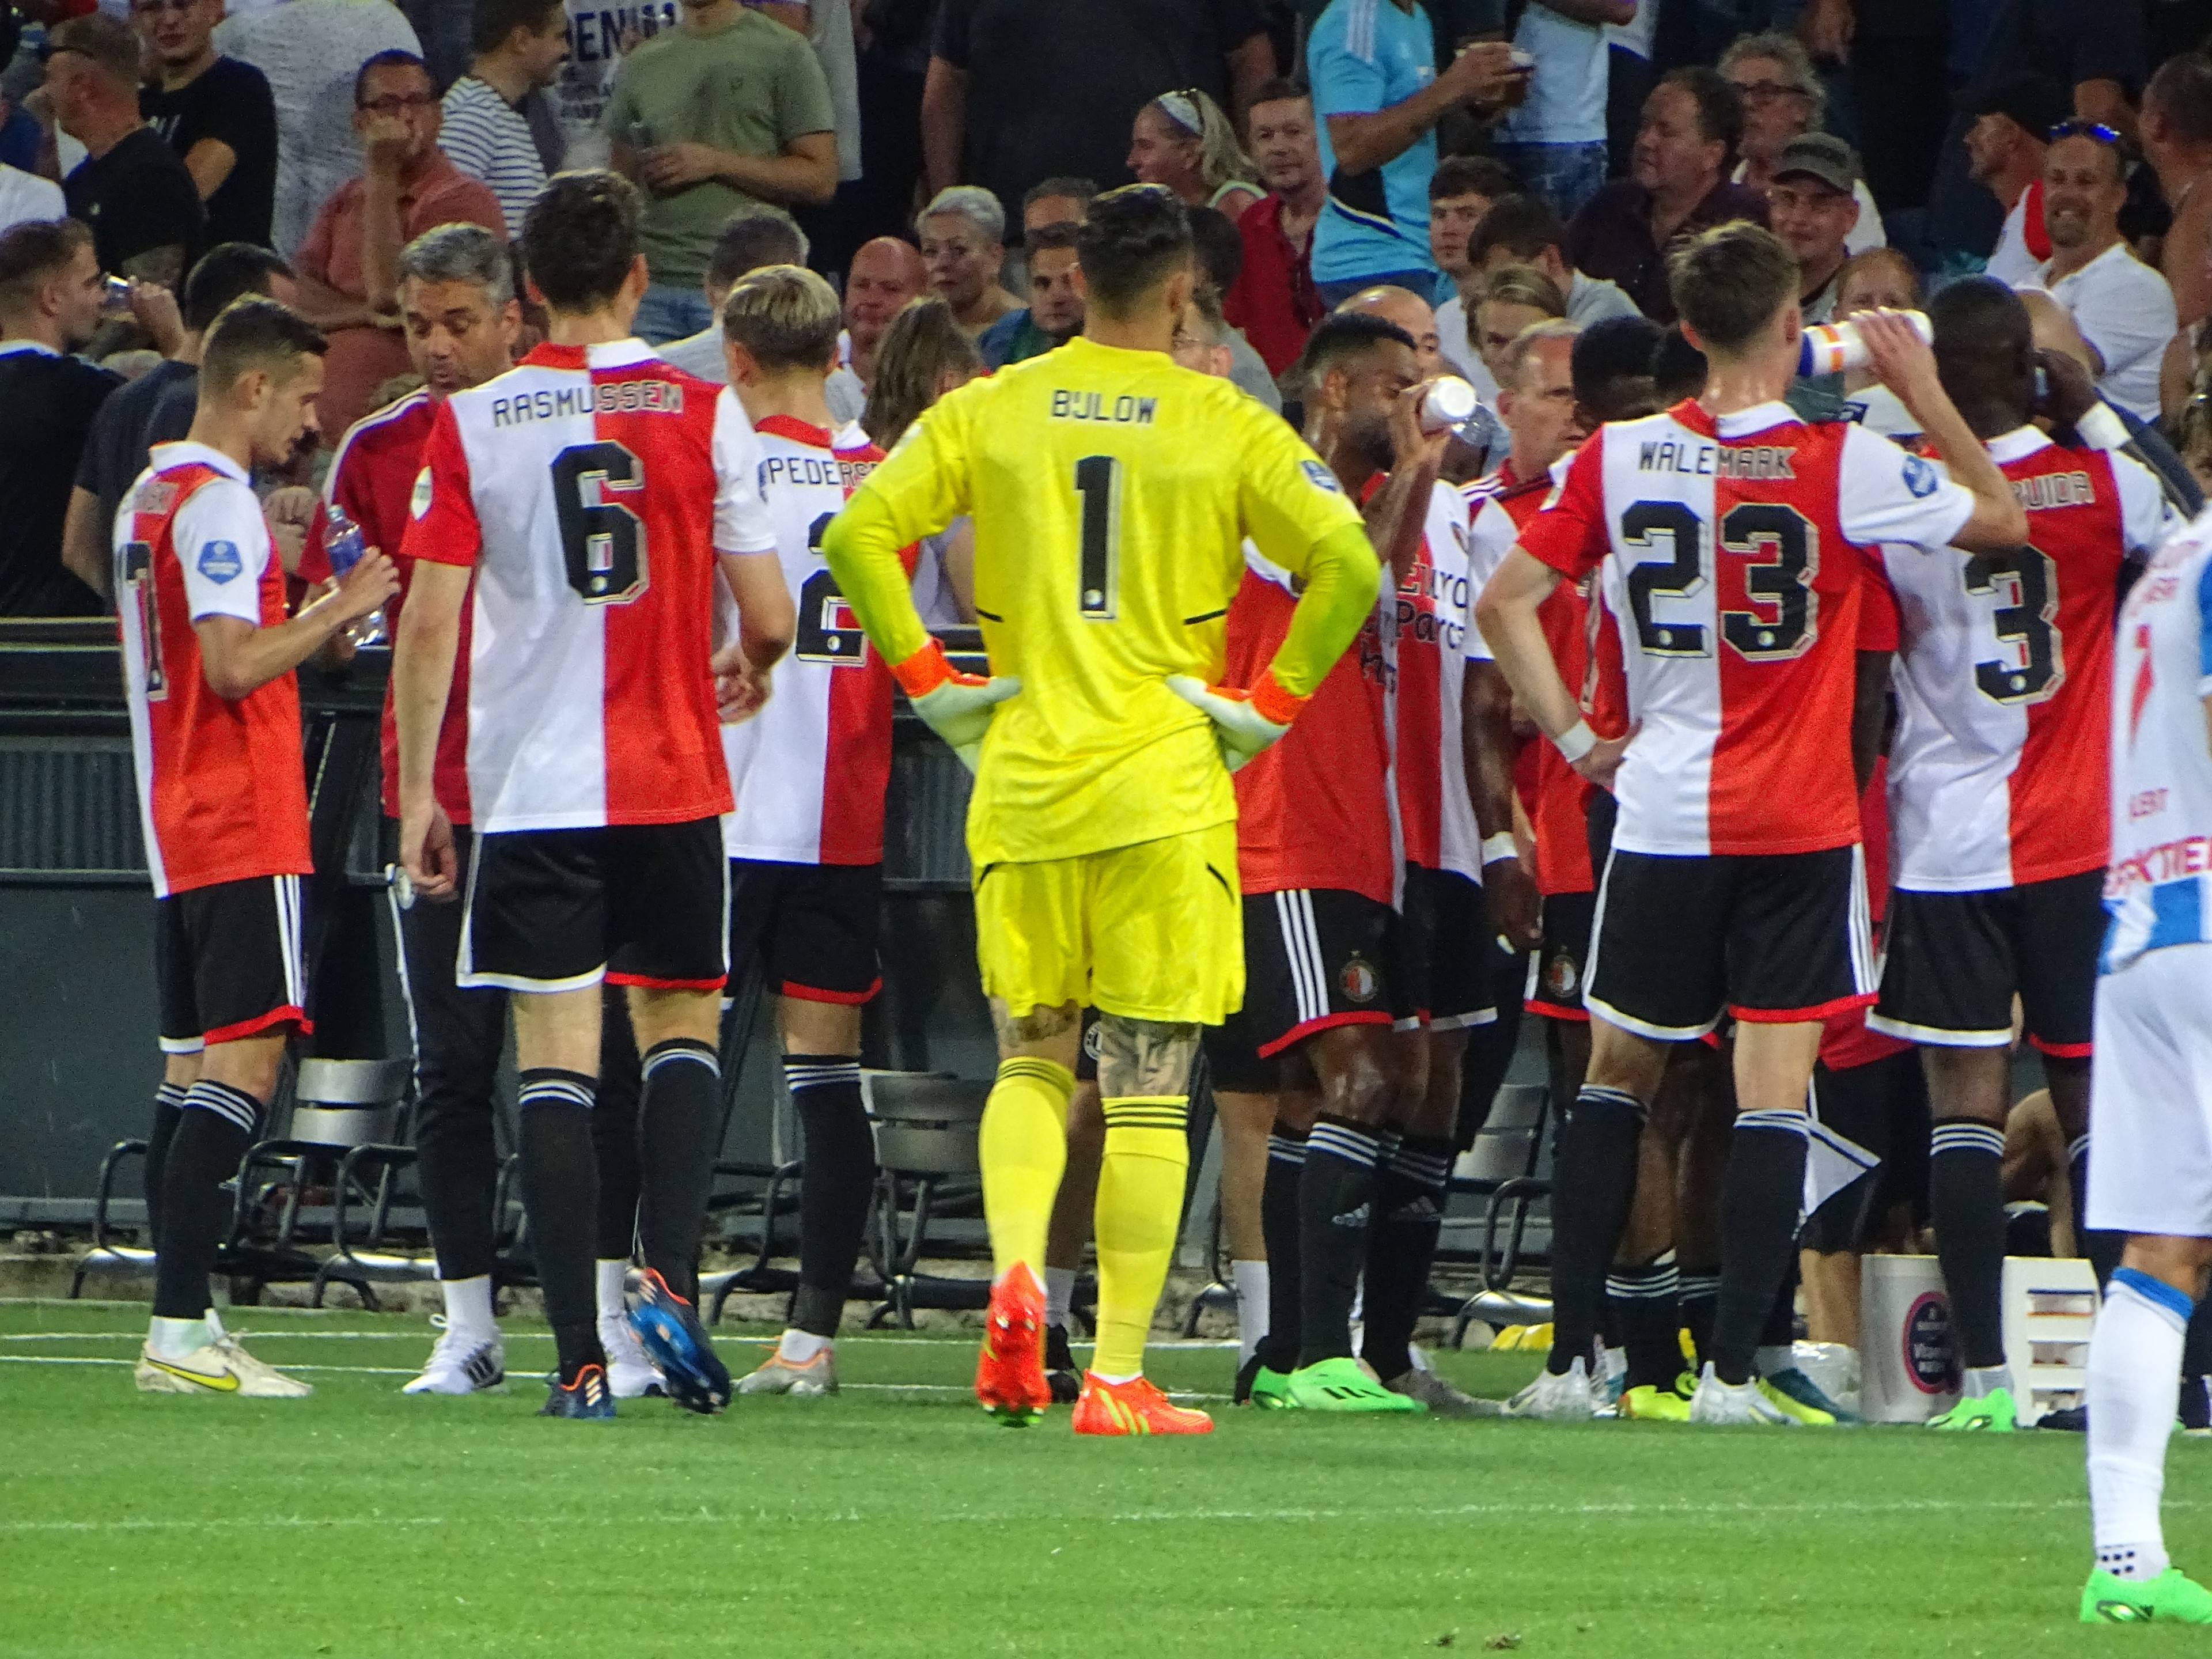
918 184 1020 338
304 217 534 1399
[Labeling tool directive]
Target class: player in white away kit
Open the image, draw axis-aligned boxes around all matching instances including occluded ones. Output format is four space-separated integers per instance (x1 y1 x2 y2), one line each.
392 172 797 1419
2077 507 2212 1624
1475 223 2028 1423
1869 279 2176 1433
704 265 912 1398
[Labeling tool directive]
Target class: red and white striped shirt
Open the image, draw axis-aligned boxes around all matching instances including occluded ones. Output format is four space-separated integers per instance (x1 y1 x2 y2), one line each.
402 342 777 831
1520 400 1975 857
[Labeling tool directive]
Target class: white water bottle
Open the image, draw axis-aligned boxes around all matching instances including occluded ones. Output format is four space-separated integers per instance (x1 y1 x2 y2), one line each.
1798 309 1934 377
1419 375 1479 434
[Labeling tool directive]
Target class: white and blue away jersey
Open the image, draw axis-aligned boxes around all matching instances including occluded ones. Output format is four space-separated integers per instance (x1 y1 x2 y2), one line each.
2104 509 2212 971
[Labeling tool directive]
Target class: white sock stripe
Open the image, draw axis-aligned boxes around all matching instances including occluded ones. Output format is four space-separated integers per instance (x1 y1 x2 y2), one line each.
518 1078 596 1111
156 1081 190 1108
1307 1122 1384 1166
2070 1134 2092 1162
1736 1107 1809 1136
1266 1134 1309 1164
184 1079 260 1134
1605 1275 1681 1299
1389 1147 1453 1184
1930 1123 2007 1156
1578 1085 1647 1120
643 1044 720 1081
1679 1272 1720 1295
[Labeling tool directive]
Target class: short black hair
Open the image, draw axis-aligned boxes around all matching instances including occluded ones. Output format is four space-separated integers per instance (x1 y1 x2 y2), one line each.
1658 65 1744 153
1185 204 1243 296
1667 219 1796 351
1429 153 1517 203
183 243 293 334
1650 324 1708 403
0 217 89 316
471 0 565 56
354 48 428 107
1026 221 1082 256
1074 183 1192 316
199 297 326 395
1021 176 1099 213
1570 313 1664 406
1467 194 1566 267
1248 77 1308 108
706 210 808 293
2149 54 2212 146
1295 310 1418 387
522 170 641 313
1929 272 2033 388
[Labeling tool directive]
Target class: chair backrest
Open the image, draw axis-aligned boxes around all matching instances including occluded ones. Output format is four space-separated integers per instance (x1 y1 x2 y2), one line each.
1456 1082 1550 1185
865 1072 986 1177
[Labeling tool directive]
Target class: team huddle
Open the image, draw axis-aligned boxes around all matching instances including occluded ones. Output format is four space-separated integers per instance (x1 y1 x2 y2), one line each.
111 164 2212 1621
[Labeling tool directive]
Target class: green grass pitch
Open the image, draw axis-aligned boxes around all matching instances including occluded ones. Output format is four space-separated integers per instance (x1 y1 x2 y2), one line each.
3 1299 2206 1657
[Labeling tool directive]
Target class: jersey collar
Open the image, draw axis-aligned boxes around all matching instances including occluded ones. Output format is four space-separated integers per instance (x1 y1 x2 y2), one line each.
147 440 248 484
1669 397 1803 441
521 338 663 372
1985 425 2051 465
755 412 835 449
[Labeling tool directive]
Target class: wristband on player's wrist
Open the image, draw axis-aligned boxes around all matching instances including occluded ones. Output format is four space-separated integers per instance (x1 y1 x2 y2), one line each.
2074 402 2131 453
1247 665 1309 728
1552 719 1597 764
890 637 957 699
1480 831 1518 866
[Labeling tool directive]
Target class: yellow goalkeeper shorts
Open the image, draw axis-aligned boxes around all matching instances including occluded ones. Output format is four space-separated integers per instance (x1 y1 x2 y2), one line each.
973 820 1244 1026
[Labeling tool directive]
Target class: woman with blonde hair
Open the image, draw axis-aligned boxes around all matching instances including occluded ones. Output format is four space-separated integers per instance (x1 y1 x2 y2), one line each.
1127 88 1260 218
862 296 983 622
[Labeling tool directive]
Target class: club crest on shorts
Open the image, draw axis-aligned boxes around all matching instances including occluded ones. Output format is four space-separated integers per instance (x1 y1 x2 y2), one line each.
1543 948 1579 1000
1339 952 1378 1005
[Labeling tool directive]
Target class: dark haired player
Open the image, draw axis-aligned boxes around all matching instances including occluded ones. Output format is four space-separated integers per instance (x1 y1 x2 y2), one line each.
825 184 1379 1435
1476 222 2027 1423
120 297 397 1393
392 171 796 1419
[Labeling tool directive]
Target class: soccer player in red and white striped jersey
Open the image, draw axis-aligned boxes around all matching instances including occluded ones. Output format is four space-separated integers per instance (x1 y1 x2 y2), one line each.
707 264 915 1399
119 299 397 1395
1866 279 2175 1430
1476 222 2028 1423
392 172 796 1418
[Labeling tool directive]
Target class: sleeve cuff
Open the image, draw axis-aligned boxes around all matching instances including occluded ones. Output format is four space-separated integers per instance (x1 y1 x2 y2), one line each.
890 637 955 699
1248 665 1308 726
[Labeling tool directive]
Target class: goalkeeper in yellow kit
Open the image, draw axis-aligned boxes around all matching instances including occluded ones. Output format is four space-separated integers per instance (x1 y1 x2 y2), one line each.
823 185 1379 1435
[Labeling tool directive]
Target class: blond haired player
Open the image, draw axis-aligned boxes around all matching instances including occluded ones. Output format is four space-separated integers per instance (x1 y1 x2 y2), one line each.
823 184 1380 1435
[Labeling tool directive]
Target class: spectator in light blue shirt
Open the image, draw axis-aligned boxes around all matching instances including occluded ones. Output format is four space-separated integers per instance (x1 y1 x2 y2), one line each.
1492 0 1635 223
1306 0 1520 308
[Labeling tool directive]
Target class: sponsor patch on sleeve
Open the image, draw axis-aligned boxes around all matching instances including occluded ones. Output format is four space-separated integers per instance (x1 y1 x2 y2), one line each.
196 540 243 582
1301 458 1343 495
411 467 433 519
1900 453 1940 498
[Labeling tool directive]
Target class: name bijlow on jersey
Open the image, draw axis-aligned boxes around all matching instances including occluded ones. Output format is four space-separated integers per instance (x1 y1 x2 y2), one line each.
490 380 687 429
1050 390 1159 426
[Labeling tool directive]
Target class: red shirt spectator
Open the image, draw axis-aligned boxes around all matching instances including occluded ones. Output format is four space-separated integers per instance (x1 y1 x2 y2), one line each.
1222 81 1325 378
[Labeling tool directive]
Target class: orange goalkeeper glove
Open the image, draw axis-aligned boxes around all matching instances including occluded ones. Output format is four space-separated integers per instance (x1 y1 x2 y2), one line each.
891 638 1021 773
1166 668 1308 772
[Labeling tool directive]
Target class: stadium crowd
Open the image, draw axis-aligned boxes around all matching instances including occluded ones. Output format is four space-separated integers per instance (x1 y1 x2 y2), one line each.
15 0 2212 1625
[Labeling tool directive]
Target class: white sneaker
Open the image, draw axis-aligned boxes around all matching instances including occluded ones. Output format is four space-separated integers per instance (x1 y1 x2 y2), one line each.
736 1347 838 1396
1505 1355 1596 1421
1687 1361 1795 1426
599 1309 665 1399
402 1321 506 1395
136 1336 312 1397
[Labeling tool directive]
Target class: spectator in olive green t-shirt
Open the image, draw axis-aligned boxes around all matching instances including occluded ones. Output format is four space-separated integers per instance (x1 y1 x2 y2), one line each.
606 0 835 343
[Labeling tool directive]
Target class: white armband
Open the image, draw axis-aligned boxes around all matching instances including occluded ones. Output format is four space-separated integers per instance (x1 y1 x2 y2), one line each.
1552 719 1597 764
1480 832 1518 866
2075 402 2131 453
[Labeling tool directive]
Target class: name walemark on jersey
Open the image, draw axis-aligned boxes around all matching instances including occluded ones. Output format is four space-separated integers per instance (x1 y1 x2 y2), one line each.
1050 389 1158 426
489 378 687 428
1635 440 1797 480
2011 469 2097 511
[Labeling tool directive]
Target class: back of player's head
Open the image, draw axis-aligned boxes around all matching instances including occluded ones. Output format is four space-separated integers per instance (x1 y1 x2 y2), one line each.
396 222 512 307
1667 221 1797 354
183 243 294 334
471 0 563 55
1571 313 1665 405
706 209 809 295
1185 204 1243 297
1467 194 1566 269
199 296 326 396
0 217 90 317
1498 317 1580 392
861 295 981 450
1650 323 1709 404
522 170 641 313
1929 275 2033 415
1075 184 1194 317
721 264 841 374
1294 310 1418 388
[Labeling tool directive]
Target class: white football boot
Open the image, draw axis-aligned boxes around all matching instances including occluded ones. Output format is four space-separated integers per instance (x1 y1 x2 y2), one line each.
599 1305 666 1399
137 1335 313 1397
1504 1354 1597 1421
1687 1361 1796 1426
402 1321 506 1395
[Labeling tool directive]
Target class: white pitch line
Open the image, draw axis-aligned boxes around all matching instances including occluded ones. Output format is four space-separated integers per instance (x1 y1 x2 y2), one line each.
0 1330 1242 1351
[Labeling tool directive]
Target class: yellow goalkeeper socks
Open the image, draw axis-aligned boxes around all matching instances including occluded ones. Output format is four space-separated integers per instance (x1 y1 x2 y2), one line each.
1091 1096 1190 1380
979 1056 1073 1281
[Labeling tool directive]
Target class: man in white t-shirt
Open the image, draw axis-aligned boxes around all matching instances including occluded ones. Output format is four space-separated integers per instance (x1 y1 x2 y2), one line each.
2036 124 2177 423
1961 73 2066 288
0 160 63 235
1492 0 1634 224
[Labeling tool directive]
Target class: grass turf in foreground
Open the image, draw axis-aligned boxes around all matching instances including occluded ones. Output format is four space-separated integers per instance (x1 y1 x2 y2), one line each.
0 1300 2202 1657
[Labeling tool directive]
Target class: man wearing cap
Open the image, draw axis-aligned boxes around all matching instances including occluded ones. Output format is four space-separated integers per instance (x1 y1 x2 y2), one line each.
1767 133 1861 325
1961 74 2069 289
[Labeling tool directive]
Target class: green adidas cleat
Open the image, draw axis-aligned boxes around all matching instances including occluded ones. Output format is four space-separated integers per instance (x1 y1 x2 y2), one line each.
1927 1386 2017 1432
1285 1355 1425 1412
1759 1368 1850 1426
2082 1566 2212 1623
1619 1382 1691 1422
1248 1365 1297 1410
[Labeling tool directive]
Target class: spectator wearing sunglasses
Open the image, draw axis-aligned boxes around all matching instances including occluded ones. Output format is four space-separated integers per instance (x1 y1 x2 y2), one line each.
1719 33 1885 258
2035 118 2174 423
291 50 504 444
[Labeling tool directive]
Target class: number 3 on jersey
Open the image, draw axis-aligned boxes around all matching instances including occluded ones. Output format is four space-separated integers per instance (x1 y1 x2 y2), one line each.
796 510 868 665
1622 498 1818 661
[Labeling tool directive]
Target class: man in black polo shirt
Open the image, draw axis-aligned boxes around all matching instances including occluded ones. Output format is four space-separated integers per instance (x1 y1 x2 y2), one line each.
45 13 204 286
0 218 118 616
134 0 278 249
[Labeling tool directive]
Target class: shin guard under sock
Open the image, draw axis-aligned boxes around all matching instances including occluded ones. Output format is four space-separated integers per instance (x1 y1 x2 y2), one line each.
1297 1116 1387 1369
517 1069 603 1380
1606 1260 1683 1391
1359 1134 1452 1382
1092 1097 1190 1378
1929 1117 2008 1371
143 1079 189 1252
635 1039 722 1305
980 1057 1073 1280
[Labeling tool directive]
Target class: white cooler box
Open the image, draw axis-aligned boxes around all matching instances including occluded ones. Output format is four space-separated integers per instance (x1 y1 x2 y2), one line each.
1859 1253 2099 1425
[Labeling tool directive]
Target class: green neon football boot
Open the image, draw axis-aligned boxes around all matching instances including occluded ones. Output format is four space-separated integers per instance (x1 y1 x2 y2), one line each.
1285 1355 1424 1412
1927 1386 2018 1432
2082 1566 2212 1623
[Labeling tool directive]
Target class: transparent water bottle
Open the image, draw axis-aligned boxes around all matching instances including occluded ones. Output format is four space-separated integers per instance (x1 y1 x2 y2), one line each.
323 503 387 647
1418 375 1480 435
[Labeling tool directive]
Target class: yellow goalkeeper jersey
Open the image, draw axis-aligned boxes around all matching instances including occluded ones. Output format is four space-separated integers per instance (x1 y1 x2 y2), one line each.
825 336 1370 867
